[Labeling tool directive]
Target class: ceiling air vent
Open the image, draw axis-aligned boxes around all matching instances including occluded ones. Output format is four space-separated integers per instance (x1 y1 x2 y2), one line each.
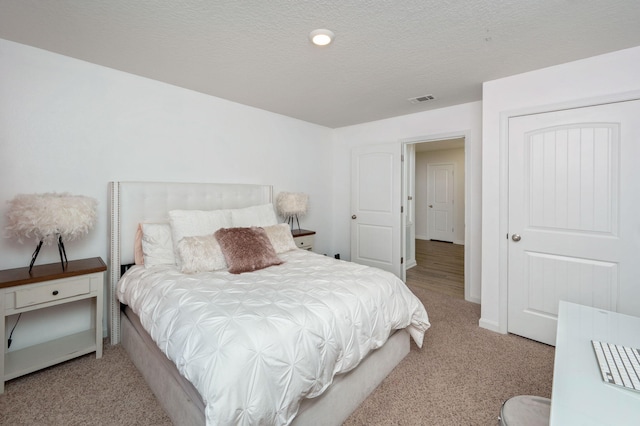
408 94 435 104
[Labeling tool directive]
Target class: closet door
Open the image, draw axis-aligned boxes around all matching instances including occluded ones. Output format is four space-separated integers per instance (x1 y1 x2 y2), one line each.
507 100 640 345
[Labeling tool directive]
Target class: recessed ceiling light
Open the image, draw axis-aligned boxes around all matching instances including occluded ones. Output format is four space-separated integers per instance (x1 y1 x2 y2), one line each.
310 29 334 46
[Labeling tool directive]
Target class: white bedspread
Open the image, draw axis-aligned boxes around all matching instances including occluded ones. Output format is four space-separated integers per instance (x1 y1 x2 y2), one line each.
117 250 430 425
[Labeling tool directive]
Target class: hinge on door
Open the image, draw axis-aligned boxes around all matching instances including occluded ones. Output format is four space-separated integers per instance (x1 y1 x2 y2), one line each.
401 206 404 213
401 257 404 264
401 154 404 162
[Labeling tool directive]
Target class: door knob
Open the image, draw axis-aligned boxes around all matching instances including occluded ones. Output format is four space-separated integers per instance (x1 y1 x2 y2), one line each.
511 234 521 242
351 215 357 219
428 205 433 208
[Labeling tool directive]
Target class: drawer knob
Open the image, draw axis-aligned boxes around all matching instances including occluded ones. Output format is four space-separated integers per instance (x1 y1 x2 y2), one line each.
52 290 59 296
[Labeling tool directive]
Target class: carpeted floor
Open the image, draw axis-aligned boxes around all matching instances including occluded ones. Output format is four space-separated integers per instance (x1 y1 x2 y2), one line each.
344 286 554 425
0 286 554 425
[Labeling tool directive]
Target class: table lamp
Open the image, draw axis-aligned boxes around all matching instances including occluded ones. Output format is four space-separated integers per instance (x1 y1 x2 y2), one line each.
5 192 97 272
276 192 308 231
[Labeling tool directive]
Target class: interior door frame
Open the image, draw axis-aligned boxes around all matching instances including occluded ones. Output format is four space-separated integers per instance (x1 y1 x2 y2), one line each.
496 90 640 335
402 131 471 301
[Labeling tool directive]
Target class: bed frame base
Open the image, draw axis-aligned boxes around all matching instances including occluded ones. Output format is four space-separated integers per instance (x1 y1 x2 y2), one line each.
294 328 410 425
122 310 205 425
122 309 409 425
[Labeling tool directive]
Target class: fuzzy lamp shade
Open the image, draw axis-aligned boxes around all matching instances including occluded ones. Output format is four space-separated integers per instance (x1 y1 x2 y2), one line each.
276 192 308 231
5 192 98 271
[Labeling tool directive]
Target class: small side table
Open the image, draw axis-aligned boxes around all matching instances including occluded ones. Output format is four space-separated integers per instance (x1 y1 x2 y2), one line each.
292 229 316 251
0 257 106 393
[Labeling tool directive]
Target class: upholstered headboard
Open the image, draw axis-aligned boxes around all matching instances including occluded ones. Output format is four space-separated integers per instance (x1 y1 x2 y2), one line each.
108 181 272 344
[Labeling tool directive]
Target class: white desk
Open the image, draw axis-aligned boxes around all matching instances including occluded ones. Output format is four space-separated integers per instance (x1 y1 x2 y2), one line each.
551 301 640 425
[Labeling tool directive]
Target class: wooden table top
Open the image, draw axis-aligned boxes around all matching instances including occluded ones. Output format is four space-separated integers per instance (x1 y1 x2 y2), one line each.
0 257 106 289
291 229 316 237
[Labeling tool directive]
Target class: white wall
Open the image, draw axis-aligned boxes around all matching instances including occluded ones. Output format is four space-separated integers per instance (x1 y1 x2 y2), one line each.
0 39 334 268
332 102 482 303
0 39 333 347
481 45 640 333
415 148 465 244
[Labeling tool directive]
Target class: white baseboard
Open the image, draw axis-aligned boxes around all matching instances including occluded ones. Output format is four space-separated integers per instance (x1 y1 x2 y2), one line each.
478 318 504 334
465 295 480 304
405 259 417 269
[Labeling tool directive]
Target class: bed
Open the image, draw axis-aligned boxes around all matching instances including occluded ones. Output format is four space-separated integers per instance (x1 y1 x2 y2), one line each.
108 181 430 426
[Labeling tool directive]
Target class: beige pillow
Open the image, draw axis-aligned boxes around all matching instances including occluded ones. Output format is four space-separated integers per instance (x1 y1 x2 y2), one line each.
263 224 297 253
169 209 232 266
176 234 227 274
214 227 283 274
134 224 144 265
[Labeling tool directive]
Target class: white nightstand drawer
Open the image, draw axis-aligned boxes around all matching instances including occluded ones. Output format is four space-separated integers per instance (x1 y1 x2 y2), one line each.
14 278 91 309
295 235 314 249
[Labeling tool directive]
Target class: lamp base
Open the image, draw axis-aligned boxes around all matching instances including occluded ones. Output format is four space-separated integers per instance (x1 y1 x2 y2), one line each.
57 235 69 269
286 215 302 232
29 241 43 273
28 236 68 274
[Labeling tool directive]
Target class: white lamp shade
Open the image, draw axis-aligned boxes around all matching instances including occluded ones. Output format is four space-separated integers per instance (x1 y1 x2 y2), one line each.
276 192 309 217
5 192 98 244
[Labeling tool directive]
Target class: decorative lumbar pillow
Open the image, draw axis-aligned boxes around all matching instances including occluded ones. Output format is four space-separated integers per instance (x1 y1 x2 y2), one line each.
134 224 144 265
141 222 175 267
169 209 232 266
230 204 278 227
214 227 283 274
263 223 297 253
177 234 227 274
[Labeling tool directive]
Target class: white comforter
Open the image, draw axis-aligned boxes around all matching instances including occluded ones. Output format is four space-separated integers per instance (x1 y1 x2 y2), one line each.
117 250 430 425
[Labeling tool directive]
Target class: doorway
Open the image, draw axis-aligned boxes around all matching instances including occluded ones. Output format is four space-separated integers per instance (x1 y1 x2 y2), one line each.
404 137 467 298
406 239 464 298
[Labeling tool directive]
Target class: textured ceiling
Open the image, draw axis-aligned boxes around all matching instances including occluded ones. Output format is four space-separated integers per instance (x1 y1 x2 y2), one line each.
1 1 639 128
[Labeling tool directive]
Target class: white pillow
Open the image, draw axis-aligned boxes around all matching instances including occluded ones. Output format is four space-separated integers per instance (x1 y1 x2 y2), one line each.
177 234 227 273
141 222 175 267
231 203 278 227
263 224 297 253
169 209 232 266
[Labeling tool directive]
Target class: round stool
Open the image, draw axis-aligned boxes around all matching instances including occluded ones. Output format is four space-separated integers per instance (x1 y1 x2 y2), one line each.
499 395 551 426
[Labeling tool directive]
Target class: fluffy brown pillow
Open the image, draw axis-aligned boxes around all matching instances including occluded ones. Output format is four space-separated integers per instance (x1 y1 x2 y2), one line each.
214 227 284 274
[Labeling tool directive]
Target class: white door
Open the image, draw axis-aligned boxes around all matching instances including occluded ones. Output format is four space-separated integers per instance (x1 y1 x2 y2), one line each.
508 100 640 345
427 163 455 242
351 143 402 277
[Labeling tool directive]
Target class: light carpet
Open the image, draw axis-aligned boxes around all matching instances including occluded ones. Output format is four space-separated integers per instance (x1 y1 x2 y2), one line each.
0 286 554 425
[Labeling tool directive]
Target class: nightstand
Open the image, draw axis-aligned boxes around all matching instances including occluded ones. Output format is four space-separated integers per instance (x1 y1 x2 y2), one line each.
0 257 106 393
292 229 316 251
